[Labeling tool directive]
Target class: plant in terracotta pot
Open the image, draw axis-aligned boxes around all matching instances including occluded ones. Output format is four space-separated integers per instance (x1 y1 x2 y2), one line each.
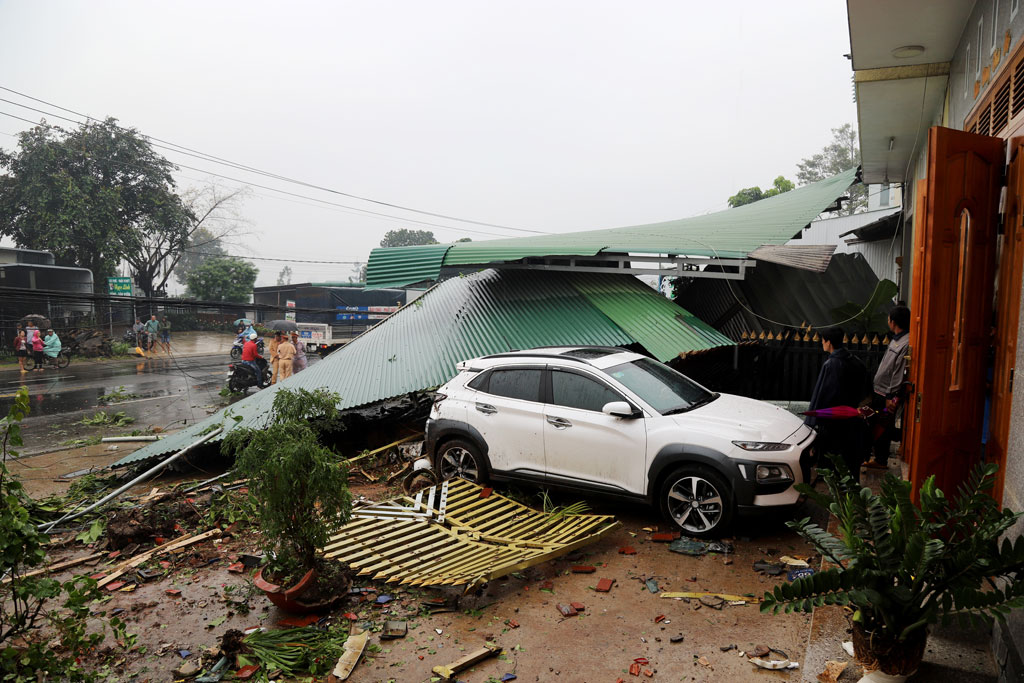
761 457 1024 682
222 388 352 613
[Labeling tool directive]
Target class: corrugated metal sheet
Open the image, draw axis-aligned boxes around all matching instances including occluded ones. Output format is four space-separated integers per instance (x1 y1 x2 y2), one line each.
366 244 451 289
748 244 837 273
792 206 901 283
675 252 883 340
114 269 732 469
366 168 858 287
573 274 732 361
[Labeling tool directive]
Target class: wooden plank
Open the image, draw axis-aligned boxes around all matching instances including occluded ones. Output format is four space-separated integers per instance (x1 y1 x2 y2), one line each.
331 629 369 680
97 529 221 588
2 551 104 583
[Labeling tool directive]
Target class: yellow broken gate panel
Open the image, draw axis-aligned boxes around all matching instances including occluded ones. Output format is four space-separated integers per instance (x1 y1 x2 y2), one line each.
321 478 619 591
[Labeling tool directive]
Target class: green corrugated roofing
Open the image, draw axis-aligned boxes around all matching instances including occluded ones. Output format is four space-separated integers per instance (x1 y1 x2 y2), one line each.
113 269 732 469
366 168 858 288
366 244 451 289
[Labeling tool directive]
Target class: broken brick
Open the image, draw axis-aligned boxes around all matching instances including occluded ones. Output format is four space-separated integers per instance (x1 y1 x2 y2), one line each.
571 565 596 574
540 580 553 591
629 662 641 676
556 603 578 617
595 578 614 592
570 602 585 612
342 612 358 620
650 532 678 542
165 589 182 597
643 670 654 677
89 573 105 581
479 487 493 499
227 563 245 573
654 614 666 623
105 581 126 591
507 619 519 628
618 546 637 555
278 614 319 628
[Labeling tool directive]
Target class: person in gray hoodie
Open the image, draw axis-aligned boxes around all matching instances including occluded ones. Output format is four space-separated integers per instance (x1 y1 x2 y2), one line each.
865 305 911 469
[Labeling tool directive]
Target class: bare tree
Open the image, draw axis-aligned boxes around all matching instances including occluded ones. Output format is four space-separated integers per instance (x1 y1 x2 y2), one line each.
124 183 250 296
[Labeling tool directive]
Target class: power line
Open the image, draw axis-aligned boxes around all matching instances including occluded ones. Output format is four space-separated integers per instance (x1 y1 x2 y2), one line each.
0 109 518 240
0 85 548 234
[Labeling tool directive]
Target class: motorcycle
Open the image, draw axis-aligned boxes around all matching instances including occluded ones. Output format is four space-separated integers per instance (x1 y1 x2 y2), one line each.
226 357 271 393
230 336 265 360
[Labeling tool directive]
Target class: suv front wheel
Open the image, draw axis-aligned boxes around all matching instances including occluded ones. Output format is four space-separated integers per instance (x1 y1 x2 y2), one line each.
435 439 488 484
659 466 734 538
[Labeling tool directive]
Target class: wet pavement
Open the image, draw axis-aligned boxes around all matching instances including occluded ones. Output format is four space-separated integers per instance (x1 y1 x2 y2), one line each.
0 332 319 458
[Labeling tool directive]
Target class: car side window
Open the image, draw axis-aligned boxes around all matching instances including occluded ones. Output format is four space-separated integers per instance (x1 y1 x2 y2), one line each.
467 372 489 391
550 370 622 412
486 368 541 402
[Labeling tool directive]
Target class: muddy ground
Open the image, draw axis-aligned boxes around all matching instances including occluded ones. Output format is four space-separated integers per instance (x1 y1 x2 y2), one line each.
19 442 825 683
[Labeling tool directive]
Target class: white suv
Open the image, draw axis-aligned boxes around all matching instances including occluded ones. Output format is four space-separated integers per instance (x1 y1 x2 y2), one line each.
424 347 815 537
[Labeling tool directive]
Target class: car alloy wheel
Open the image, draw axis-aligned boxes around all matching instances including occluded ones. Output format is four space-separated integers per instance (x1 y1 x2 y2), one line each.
437 444 481 482
665 474 725 534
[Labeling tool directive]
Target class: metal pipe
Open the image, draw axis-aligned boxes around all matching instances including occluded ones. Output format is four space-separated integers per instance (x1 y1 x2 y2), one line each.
38 427 223 530
100 436 163 443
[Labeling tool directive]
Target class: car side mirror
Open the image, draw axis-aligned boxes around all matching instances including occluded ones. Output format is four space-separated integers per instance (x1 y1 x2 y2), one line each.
602 401 639 418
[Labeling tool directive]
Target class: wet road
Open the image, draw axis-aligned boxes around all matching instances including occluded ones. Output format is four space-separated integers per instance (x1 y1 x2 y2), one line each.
0 352 286 456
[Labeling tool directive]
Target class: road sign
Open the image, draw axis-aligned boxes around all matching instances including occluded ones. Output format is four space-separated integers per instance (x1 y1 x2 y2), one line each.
107 277 133 296
285 299 296 321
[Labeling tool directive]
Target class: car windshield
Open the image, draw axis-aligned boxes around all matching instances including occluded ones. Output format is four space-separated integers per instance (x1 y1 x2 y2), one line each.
603 357 716 415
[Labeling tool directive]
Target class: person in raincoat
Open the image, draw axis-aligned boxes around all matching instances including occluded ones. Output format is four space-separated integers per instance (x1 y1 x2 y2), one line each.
290 332 307 374
42 329 61 369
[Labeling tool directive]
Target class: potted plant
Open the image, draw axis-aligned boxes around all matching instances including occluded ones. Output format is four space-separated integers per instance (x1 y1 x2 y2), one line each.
222 388 353 613
761 457 1024 682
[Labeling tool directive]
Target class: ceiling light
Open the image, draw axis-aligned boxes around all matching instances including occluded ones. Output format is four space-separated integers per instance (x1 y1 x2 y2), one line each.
892 45 926 58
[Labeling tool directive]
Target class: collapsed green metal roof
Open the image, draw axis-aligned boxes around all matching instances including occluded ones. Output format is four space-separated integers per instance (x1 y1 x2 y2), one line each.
113 269 732 469
366 168 858 289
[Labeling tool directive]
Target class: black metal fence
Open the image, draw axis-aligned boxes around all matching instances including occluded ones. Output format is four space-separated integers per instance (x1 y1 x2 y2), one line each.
672 329 890 402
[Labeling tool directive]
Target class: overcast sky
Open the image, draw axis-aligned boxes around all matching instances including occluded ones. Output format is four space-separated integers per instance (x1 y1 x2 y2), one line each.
0 1 855 289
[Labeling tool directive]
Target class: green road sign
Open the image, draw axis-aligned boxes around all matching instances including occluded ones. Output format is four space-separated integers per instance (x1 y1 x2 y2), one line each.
107 277 133 296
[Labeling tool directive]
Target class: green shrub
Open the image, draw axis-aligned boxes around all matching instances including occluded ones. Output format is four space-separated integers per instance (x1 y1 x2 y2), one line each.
221 388 351 578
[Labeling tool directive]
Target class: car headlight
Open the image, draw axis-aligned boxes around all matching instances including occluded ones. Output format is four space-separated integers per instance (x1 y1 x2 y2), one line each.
756 464 794 482
732 441 788 452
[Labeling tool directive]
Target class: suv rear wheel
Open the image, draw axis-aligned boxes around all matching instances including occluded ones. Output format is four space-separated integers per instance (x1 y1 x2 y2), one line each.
435 439 488 483
659 466 734 538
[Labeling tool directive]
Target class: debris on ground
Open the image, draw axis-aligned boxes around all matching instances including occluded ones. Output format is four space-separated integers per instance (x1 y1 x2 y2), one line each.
787 567 816 581
595 578 615 592
842 641 855 657
330 629 368 681
381 620 408 639
619 546 637 555
667 538 707 556
778 555 809 567
753 560 786 575
816 660 849 682
660 591 758 603
572 565 596 573
670 634 684 643
720 644 737 652
645 578 659 593
432 643 502 680
749 657 799 670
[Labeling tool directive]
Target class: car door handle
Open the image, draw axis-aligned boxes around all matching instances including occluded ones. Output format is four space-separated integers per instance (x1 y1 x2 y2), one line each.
546 416 572 429
475 402 497 415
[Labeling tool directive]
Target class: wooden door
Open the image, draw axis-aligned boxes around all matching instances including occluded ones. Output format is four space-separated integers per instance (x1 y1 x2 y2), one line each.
906 126 1003 501
903 179 928 473
987 138 1024 502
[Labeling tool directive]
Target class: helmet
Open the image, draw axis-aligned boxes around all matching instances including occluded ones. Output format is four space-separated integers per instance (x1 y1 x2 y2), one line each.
249 332 258 340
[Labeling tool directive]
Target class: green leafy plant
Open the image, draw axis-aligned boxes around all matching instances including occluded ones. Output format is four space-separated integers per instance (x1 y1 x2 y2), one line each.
76 411 134 427
221 388 352 579
761 455 1024 673
0 388 132 680
235 626 348 678
98 386 139 403
109 341 133 357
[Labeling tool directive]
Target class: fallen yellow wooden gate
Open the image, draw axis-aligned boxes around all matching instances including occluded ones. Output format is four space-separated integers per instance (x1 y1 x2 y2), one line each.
322 478 619 591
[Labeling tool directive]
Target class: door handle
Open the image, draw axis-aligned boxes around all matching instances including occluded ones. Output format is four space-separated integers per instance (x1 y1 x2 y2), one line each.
475 402 497 415
546 416 572 429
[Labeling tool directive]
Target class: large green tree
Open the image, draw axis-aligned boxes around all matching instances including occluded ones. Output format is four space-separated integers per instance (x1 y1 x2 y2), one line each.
797 123 866 214
379 229 438 248
173 226 227 286
185 257 258 302
728 175 795 208
0 118 191 291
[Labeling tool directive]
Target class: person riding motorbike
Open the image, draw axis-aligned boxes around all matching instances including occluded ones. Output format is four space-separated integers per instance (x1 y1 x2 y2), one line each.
241 332 263 371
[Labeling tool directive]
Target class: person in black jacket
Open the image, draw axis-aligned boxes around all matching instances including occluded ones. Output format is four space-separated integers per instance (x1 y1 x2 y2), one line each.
806 327 871 482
